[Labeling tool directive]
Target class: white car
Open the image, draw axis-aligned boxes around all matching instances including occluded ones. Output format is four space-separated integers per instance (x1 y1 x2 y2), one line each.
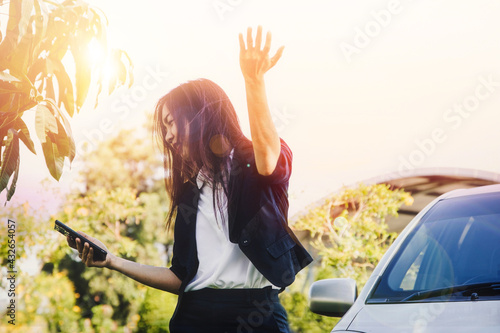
309 184 500 332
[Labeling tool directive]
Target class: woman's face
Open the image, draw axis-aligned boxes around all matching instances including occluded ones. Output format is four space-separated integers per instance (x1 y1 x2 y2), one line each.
162 104 188 158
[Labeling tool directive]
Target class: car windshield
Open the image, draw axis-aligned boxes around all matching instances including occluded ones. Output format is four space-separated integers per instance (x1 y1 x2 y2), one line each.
368 191 500 303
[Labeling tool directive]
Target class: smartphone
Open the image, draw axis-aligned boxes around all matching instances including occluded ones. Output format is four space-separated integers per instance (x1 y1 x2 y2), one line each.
54 220 107 262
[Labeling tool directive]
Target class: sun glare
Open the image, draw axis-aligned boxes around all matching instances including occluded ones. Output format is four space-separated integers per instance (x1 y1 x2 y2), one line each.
87 38 120 90
87 39 106 65
102 59 118 83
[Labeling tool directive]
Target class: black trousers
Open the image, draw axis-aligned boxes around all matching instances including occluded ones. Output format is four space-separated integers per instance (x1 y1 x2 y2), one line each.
169 287 290 333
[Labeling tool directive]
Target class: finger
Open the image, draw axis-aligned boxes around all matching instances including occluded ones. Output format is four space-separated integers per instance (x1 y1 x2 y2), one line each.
82 242 90 262
262 31 271 54
239 33 246 52
255 25 262 50
270 46 285 68
85 248 92 266
89 247 95 264
247 27 253 49
75 237 83 253
67 236 76 249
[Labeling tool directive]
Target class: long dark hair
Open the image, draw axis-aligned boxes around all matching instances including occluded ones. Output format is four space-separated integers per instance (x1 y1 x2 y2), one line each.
153 78 248 229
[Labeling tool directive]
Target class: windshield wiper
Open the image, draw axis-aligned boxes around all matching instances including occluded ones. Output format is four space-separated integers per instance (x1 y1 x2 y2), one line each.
400 282 500 302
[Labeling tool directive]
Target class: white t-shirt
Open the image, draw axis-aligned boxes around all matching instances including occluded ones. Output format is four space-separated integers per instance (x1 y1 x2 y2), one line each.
184 153 276 291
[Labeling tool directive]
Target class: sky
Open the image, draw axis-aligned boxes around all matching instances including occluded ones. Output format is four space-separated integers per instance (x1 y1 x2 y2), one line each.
4 0 500 217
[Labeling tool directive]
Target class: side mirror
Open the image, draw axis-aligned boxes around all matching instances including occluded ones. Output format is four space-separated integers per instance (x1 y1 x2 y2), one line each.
309 278 357 317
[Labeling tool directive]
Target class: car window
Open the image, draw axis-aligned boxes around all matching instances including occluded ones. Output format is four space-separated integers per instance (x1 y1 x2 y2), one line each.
368 192 500 302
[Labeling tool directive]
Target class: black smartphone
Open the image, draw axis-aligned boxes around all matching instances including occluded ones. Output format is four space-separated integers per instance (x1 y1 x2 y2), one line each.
54 220 107 262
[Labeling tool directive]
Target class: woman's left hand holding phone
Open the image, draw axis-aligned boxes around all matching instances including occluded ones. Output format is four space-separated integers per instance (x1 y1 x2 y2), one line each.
65 230 181 293
66 232 113 268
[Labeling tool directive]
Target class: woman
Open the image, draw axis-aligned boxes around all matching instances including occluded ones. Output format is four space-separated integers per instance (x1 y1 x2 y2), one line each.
68 26 313 332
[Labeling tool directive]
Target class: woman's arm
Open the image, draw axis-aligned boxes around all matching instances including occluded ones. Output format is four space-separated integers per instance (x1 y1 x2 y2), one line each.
70 232 182 294
107 255 182 295
239 26 284 176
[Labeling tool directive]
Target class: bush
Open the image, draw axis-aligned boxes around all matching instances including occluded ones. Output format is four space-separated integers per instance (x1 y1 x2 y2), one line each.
136 288 178 332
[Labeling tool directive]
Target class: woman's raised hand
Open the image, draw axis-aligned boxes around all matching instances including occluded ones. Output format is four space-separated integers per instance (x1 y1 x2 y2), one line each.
239 26 284 82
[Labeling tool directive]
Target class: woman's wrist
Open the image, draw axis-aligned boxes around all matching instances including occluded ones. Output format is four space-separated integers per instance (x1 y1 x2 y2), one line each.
106 253 119 270
243 75 265 87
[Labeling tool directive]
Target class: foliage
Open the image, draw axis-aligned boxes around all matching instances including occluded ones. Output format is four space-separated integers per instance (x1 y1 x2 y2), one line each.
78 128 164 195
90 304 115 333
0 123 171 332
280 271 339 333
0 0 133 202
25 272 81 333
281 291 339 333
281 183 412 332
136 287 178 333
0 203 36 267
0 203 80 332
294 183 413 288
53 127 170 329
57 186 152 319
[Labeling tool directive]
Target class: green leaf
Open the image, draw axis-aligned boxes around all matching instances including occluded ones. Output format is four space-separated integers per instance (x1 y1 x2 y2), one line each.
94 81 102 108
15 0 35 43
49 32 70 61
51 58 75 117
8 73 39 113
35 104 58 143
14 117 36 154
0 81 19 95
121 50 134 88
0 112 18 130
27 57 46 82
0 0 35 58
71 39 92 111
52 101 73 138
32 0 49 57
68 132 76 162
0 95 12 113
41 136 64 181
6 151 20 201
90 7 108 48
45 75 55 101
0 129 20 193
0 70 21 82
115 49 134 88
45 100 75 163
51 103 75 162
51 117 69 157
4 0 36 75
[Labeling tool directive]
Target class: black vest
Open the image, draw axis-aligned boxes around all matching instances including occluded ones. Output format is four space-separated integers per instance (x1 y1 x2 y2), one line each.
169 138 313 292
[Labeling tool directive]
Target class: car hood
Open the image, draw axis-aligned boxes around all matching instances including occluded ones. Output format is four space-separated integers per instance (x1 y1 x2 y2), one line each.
342 302 500 333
